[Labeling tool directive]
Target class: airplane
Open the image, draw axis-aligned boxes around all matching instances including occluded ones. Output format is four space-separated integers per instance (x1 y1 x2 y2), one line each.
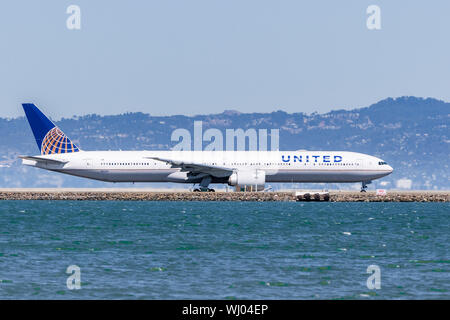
20 103 393 192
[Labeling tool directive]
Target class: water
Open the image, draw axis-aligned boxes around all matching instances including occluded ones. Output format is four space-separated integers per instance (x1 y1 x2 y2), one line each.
0 201 448 299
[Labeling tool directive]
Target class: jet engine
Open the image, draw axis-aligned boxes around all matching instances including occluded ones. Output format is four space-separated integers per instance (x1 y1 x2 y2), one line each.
228 170 266 191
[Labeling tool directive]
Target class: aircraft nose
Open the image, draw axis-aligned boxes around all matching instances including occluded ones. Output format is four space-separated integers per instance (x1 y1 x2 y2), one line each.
387 165 394 174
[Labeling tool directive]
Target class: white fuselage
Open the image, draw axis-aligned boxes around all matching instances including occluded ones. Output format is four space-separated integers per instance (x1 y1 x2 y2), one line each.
22 150 393 185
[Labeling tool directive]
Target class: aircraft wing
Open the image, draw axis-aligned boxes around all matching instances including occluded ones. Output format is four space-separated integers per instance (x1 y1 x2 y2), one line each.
145 156 233 178
19 156 68 165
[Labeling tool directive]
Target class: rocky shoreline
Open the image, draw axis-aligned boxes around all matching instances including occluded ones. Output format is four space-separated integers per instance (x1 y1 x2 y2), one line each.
0 190 448 202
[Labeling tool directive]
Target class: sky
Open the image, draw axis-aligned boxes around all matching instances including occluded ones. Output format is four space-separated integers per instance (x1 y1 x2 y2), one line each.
1 0 450 119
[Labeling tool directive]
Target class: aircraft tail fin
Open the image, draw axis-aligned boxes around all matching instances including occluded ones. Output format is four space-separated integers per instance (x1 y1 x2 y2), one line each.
22 103 81 155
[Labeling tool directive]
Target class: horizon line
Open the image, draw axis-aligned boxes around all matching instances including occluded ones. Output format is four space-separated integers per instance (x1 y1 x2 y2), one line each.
5 95 447 121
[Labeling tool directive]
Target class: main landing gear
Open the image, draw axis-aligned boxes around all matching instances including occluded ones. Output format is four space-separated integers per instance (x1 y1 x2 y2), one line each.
361 181 371 192
193 176 215 192
193 187 215 192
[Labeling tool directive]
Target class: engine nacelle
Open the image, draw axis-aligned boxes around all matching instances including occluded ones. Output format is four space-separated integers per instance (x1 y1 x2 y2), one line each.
228 170 266 190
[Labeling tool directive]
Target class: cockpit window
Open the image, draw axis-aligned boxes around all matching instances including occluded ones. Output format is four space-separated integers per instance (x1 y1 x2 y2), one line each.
378 161 388 165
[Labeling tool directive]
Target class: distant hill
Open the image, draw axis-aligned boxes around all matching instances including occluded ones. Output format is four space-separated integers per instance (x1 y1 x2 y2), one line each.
0 96 448 189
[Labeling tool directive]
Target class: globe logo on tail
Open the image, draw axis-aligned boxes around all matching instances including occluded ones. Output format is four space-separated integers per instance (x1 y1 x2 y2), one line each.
41 127 80 155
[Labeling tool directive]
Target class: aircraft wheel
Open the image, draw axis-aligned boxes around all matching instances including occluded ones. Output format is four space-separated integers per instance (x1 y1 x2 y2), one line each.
193 188 200 192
